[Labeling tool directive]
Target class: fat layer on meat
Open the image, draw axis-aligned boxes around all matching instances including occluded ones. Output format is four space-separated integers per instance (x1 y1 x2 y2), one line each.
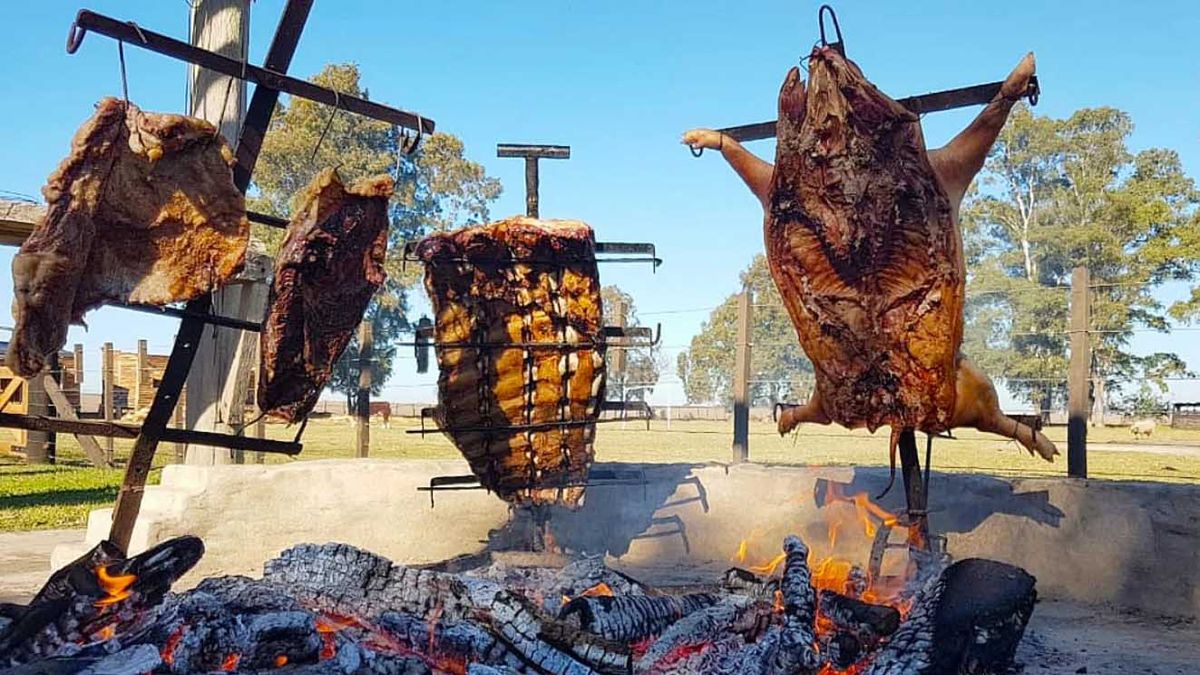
418 218 606 507
8 98 248 376
258 168 394 424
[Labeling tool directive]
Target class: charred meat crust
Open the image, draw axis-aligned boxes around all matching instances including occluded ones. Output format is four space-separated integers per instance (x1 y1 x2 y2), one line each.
8 98 247 377
258 169 394 424
419 218 606 507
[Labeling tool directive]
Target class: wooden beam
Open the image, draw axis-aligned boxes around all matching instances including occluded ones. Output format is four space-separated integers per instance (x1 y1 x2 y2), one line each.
0 412 300 455
1068 266 1090 478
356 321 373 458
0 199 42 247
41 375 111 468
731 288 753 462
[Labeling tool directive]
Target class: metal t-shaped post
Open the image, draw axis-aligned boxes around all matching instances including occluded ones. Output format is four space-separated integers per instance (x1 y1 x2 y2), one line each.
497 144 570 218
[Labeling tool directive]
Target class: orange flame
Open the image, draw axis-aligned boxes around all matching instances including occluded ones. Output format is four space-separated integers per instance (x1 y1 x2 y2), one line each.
748 552 787 576
773 589 784 613
96 623 116 641
733 539 748 564
274 654 289 667
580 582 614 598
221 653 240 671
93 564 136 608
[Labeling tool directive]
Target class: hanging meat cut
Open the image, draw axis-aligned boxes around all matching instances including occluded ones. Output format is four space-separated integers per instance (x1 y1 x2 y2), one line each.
8 97 248 376
258 168 394 424
683 50 1058 462
418 218 606 507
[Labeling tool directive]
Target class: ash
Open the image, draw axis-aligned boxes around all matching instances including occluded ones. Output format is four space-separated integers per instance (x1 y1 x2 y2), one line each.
0 537 1036 675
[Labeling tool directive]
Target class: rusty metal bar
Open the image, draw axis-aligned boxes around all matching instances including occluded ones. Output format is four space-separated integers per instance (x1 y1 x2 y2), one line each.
0 413 299 455
715 76 1041 143
120 303 262 332
65 9 435 145
496 144 571 159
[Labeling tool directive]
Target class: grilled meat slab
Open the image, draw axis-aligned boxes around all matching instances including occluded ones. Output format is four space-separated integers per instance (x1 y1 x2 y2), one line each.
418 218 606 507
258 168 394 423
9 98 248 376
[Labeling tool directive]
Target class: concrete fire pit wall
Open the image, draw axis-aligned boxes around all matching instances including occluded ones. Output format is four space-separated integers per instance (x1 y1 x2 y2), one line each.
52 459 1200 618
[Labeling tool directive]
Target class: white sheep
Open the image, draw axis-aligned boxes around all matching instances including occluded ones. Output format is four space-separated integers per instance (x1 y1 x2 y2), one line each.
1130 419 1156 439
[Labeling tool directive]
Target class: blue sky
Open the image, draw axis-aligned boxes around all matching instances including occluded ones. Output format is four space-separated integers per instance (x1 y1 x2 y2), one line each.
0 1 1197 409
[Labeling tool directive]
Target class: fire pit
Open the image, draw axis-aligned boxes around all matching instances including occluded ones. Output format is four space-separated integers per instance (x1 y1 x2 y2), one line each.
1 531 1035 674
7 475 1044 674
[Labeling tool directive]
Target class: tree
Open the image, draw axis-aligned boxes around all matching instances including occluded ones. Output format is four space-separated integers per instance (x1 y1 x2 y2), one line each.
962 104 1199 416
601 286 661 402
677 255 813 405
249 64 502 401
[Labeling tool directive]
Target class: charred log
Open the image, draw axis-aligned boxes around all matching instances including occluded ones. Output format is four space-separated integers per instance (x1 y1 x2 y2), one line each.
818 590 900 641
0 536 203 667
265 543 629 674
559 593 720 641
865 558 1036 675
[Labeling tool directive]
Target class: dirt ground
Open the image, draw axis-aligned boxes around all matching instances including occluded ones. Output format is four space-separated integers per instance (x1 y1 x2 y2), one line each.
1018 600 1200 674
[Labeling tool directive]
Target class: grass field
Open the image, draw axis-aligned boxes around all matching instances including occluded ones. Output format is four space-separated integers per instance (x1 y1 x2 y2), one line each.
3 417 1199 533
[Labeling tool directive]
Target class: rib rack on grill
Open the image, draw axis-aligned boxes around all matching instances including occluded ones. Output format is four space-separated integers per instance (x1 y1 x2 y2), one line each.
417 218 606 507
683 50 1059 464
8 97 248 376
258 168 394 424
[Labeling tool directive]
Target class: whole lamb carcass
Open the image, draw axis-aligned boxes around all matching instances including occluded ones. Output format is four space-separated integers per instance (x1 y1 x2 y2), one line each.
683 49 1058 466
8 98 248 376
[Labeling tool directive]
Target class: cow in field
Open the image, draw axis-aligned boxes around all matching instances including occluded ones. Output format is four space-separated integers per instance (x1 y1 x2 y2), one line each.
345 402 393 428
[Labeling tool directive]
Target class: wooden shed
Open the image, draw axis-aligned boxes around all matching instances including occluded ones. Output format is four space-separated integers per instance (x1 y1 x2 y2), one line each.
1172 402 1200 430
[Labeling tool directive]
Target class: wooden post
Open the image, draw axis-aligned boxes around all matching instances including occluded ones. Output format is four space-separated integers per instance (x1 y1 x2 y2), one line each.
355 321 373 458
72 343 83 400
102 342 114 463
732 288 753 463
184 0 255 466
609 296 627 401
135 339 148 411
1067 266 1090 478
173 401 186 463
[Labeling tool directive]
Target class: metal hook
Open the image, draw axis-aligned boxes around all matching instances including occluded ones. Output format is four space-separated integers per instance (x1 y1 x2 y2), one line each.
689 144 704 158
1026 75 1040 106
401 114 424 155
66 21 87 53
817 5 845 56
310 90 341 163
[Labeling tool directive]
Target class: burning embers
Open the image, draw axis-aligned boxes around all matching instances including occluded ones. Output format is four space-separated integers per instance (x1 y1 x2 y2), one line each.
2 523 1036 675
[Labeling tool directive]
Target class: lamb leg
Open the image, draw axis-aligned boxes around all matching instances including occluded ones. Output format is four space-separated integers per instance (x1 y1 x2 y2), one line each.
951 357 1058 460
681 129 774 206
777 388 830 436
928 53 1036 203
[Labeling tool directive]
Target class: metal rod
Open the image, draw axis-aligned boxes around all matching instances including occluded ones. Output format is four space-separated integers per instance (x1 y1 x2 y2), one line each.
247 210 289 229
897 429 930 550
0 413 299 454
65 10 435 139
120 303 262 332
715 76 1041 143
731 288 753 462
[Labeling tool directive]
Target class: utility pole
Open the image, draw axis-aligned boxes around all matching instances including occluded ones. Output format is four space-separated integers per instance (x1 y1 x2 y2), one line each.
1067 266 1090 478
732 288 753 463
355 321 373 458
184 0 271 465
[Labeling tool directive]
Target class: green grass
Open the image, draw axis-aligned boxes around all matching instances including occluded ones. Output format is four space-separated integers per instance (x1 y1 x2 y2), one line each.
3 417 1198 533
